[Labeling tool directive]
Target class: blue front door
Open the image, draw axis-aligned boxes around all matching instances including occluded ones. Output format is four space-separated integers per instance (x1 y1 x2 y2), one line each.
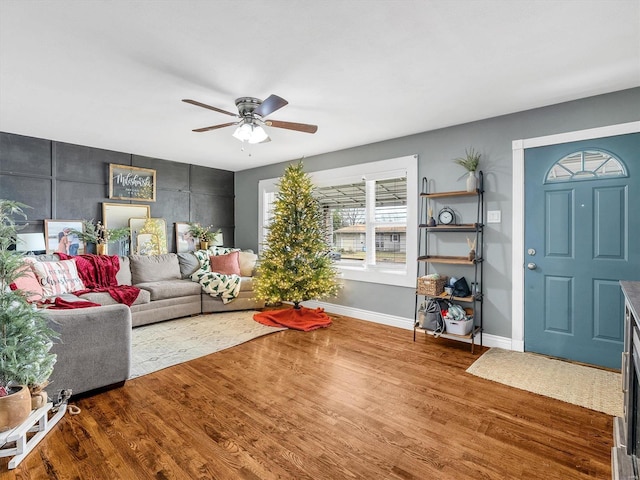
524 133 639 369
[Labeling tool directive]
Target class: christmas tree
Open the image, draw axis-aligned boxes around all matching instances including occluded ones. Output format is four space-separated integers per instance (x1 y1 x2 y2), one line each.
254 163 339 309
0 200 58 393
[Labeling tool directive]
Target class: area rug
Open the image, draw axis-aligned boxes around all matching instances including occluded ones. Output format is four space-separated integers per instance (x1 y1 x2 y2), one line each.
466 348 623 417
129 311 286 379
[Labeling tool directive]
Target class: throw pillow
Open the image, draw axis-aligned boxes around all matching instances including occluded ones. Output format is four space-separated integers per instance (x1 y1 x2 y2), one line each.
30 259 85 297
209 251 240 276
9 258 44 302
238 251 258 277
177 252 201 279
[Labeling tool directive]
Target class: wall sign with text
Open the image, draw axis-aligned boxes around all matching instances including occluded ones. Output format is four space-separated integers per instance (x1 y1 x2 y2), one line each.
109 164 156 202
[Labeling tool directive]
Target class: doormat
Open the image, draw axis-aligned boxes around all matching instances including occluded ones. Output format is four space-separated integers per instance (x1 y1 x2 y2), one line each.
129 311 286 379
466 348 623 416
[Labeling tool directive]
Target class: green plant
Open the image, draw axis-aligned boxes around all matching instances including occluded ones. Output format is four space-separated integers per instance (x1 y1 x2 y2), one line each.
99 223 130 244
201 229 220 243
71 219 129 245
70 219 99 244
0 200 58 391
187 223 205 240
187 222 217 242
454 148 481 172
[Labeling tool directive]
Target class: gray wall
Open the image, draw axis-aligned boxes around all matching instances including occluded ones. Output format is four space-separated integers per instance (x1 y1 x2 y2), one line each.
235 87 640 338
0 132 235 251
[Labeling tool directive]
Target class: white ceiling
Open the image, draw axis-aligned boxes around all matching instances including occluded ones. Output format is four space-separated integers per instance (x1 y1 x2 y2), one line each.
1 1 639 172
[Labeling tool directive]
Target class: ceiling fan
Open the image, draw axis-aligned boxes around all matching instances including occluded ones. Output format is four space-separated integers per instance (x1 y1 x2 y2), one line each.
182 94 318 144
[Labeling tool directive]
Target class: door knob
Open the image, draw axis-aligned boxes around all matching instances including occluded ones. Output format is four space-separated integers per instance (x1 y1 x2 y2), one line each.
527 262 537 270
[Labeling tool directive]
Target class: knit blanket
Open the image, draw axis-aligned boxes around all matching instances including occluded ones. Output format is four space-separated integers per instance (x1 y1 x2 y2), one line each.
190 249 241 304
41 297 102 309
58 253 140 307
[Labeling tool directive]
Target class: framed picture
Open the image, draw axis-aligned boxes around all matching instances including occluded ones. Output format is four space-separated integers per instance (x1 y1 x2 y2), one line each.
109 164 156 202
44 219 85 255
135 234 156 255
129 217 168 255
175 222 196 253
129 218 147 254
102 203 150 255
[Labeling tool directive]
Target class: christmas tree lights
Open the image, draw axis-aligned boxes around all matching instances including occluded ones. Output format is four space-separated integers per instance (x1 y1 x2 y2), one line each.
254 163 340 308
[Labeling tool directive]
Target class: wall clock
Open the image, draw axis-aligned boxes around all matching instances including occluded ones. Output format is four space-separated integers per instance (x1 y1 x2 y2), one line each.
438 207 456 225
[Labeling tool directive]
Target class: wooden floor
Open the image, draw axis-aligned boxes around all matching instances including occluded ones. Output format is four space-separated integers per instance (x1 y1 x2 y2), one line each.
2 314 612 479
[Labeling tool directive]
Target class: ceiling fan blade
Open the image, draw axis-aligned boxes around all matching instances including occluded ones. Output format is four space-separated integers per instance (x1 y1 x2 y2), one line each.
192 122 238 133
182 99 237 117
254 94 288 118
266 119 318 134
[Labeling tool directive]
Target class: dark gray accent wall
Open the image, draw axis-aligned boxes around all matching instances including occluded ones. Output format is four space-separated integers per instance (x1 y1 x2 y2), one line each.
235 87 640 338
0 133 235 251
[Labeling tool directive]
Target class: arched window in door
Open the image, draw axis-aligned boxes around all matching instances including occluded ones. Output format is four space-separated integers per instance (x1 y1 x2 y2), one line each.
545 149 628 183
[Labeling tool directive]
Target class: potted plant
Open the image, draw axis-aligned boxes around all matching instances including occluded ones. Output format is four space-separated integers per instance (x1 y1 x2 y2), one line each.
201 229 221 248
0 200 58 431
454 147 481 192
187 223 218 250
72 219 130 255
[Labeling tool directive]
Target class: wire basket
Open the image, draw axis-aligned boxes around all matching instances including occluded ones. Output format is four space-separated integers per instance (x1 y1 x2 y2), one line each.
417 276 447 296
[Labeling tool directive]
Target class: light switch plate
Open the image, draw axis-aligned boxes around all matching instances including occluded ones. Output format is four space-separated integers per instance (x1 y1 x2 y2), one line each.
487 210 501 223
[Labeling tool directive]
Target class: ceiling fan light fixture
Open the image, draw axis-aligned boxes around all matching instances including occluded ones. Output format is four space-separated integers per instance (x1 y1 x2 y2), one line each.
232 122 270 144
232 122 254 142
247 125 269 144
185 94 317 143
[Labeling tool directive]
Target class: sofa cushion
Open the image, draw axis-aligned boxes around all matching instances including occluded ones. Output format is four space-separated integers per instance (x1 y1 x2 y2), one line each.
239 276 254 292
30 259 85 297
79 288 150 306
177 252 200 279
136 279 202 301
50 293 86 302
238 251 258 277
209 251 240 276
129 253 181 284
116 256 132 285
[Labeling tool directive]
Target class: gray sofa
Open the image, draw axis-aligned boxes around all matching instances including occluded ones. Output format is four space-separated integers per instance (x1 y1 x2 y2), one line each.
46 304 132 398
35 251 264 398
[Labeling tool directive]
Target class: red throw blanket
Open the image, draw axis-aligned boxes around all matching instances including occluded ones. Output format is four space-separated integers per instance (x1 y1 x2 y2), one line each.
58 253 140 307
40 297 102 309
253 306 332 331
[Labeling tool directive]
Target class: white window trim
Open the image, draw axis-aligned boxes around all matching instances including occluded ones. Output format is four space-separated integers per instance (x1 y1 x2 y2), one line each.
258 155 418 288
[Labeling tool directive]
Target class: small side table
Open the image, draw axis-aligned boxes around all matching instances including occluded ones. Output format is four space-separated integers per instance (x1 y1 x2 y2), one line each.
0 402 67 470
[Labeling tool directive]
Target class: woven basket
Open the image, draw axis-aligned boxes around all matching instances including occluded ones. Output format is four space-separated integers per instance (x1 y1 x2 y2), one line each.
417 276 447 296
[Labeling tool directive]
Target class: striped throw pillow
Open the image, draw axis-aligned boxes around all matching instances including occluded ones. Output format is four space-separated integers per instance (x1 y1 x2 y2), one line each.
30 259 85 297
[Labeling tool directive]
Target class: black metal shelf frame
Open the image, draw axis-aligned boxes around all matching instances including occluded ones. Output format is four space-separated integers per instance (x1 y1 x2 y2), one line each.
413 172 484 352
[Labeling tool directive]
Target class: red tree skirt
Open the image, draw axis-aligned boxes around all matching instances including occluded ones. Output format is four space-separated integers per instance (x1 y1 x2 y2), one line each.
253 306 332 331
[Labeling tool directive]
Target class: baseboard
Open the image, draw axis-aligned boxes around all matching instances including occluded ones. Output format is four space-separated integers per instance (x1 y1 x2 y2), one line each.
481 334 513 349
302 300 413 330
302 300 513 350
